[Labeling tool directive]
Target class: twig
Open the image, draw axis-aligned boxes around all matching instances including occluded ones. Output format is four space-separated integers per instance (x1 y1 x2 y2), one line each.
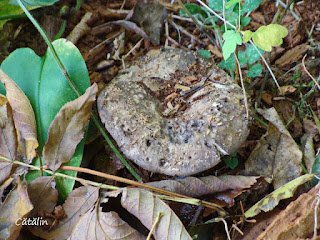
235 54 249 119
223 0 227 32
166 35 189 50
146 212 163 240
67 12 93 44
90 31 121 52
217 217 231 240
172 14 194 23
176 0 216 43
0 155 227 215
302 54 320 91
17 0 142 181
174 24 205 45
275 0 300 20
121 38 143 69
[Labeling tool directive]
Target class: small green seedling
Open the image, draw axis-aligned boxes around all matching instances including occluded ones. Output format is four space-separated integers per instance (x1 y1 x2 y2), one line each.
223 152 239 169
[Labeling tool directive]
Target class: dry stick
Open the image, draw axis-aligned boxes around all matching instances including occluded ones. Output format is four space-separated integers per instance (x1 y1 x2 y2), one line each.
235 52 250 119
0 156 226 215
302 54 320 91
176 0 216 43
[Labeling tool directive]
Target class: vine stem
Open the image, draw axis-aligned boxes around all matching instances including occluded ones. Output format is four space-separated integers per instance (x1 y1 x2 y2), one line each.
16 0 141 181
0 155 227 215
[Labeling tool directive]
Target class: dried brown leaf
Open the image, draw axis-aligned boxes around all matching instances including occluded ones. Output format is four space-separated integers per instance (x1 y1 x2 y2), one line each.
119 188 192 240
0 179 33 240
147 175 260 197
0 177 13 203
27 176 58 217
256 182 320 240
245 107 302 189
43 84 98 171
0 96 17 183
68 207 145 240
0 69 38 162
29 185 99 240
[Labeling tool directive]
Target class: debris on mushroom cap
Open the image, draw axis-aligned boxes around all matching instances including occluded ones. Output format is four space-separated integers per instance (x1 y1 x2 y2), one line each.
97 48 250 176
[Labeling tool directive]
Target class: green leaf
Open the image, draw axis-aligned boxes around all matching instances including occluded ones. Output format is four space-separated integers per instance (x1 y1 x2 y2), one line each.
245 44 263 64
208 0 223 12
218 53 236 71
223 153 238 169
0 39 90 200
225 0 241 9
179 3 207 21
241 0 263 13
240 16 251 27
312 155 320 176
252 24 288 52
247 63 263 77
198 49 211 59
222 30 242 60
243 30 253 43
9 0 59 7
245 174 314 218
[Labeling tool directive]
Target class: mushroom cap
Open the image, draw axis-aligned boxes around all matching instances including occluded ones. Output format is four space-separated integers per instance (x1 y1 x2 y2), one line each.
98 48 250 176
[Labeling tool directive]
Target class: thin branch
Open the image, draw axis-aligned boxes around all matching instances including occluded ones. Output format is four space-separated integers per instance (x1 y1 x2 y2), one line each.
0 155 227 215
302 54 320 91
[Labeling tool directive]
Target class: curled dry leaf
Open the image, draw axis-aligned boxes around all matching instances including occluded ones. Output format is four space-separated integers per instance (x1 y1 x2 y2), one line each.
43 84 98 171
244 107 302 189
0 95 17 183
0 69 38 162
147 175 261 197
245 174 314 218
27 176 58 217
68 206 145 240
256 182 320 240
29 185 99 240
0 179 33 240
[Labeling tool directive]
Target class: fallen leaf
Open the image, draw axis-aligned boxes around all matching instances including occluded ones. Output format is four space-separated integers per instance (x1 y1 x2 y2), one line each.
0 177 13 203
245 174 314 218
301 133 316 173
43 83 98 172
278 85 297 95
128 1 167 45
68 206 145 240
29 185 99 240
27 176 58 217
104 188 193 239
147 175 261 197
0 69 38 162
0 95 16 183
256 182 320 240
244 107 302 189
0 179 33 240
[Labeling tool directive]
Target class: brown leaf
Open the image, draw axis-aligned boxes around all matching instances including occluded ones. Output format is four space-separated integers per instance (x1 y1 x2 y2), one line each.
119 188 192 239
128 1 167 45
256 182 320 240
43 84 98 171
0 69 38 162
68 207 145 240
0 177 13 203
244 107 302 189
0 179 33 240
147 175 260 197
29 185 99 240
27 176 58 217
0 96 17 183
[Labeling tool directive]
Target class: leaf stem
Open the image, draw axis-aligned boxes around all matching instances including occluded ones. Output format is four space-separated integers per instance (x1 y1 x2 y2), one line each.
16 0 141 181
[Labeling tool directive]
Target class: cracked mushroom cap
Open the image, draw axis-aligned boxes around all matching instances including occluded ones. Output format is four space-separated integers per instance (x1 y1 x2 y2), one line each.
98 48 250 176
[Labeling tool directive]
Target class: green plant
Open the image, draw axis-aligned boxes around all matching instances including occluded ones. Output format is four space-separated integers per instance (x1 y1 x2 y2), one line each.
0 0 141 201
179 0 288 80
223 152 238 169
